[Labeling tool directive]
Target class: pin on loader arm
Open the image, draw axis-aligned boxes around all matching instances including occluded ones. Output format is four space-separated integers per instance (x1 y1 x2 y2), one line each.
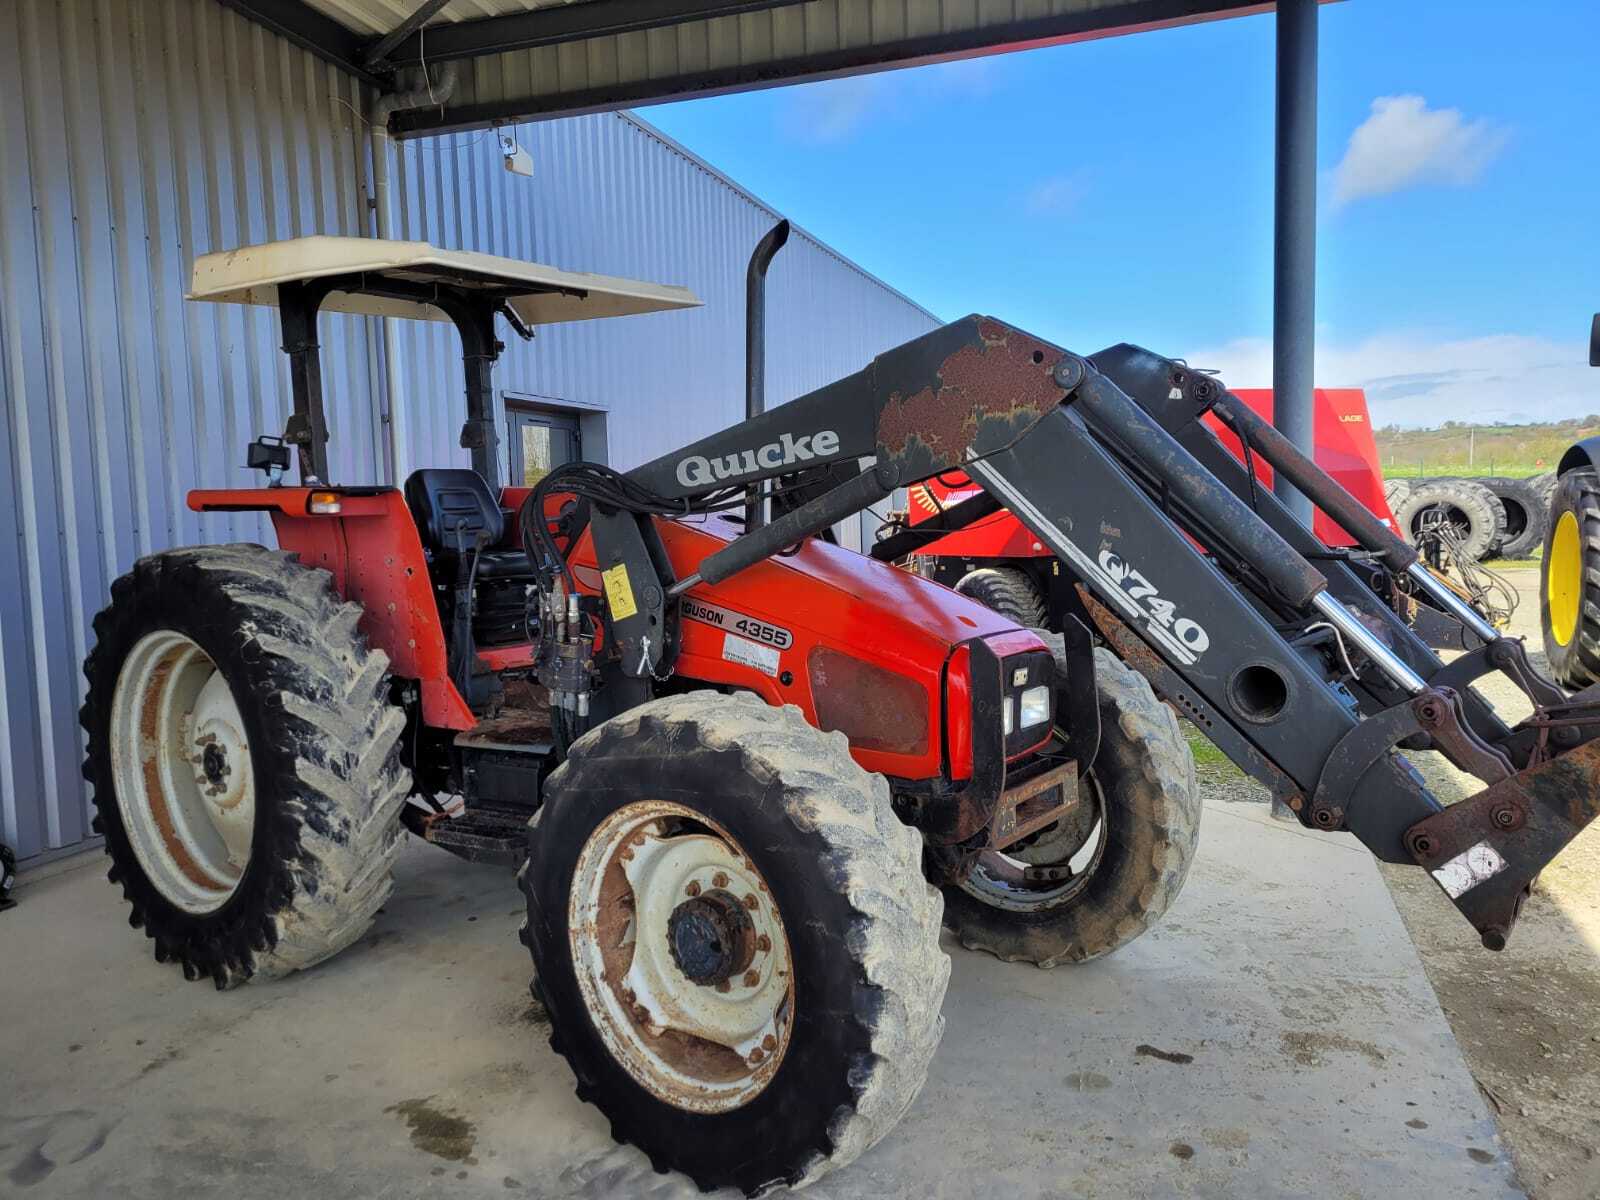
581 314 1600 949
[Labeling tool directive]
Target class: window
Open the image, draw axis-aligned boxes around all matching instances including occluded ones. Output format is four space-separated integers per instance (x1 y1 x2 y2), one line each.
507 404 581 485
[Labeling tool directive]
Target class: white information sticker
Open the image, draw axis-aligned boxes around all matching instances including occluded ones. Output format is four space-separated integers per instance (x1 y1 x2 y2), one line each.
722 632 781 677
1430 840 1508 899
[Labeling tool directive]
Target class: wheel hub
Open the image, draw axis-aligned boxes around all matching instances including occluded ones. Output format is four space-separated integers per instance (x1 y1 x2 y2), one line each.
667 891 755 986
200 741 229 787
109 631 256 914
567 801 795 1114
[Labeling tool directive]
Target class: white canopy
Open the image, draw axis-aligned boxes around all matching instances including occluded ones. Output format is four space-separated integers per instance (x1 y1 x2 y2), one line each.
188 235 701 325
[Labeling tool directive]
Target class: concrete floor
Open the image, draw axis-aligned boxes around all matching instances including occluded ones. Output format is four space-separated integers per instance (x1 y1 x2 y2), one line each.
2 793 1518 1199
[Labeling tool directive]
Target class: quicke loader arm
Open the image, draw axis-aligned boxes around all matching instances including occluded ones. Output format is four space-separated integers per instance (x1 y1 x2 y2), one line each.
591 314 1600 950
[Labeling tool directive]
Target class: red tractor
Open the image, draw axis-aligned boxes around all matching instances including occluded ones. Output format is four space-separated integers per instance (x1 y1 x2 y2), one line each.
82 232 1600 1194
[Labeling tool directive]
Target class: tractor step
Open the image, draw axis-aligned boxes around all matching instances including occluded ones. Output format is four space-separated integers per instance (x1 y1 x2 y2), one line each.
420 801 537 867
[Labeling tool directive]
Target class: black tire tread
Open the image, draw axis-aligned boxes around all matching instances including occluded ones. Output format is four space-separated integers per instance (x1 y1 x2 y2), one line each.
1541 470 1600 688
520 690 948 1194
1395 480 1501 562
953 566 1049 627
1477 476 1545 559
947 643 1200 966
81 544 410 988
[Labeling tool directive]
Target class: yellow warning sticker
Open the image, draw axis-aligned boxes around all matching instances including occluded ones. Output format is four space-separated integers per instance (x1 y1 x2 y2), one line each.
602 562 637 621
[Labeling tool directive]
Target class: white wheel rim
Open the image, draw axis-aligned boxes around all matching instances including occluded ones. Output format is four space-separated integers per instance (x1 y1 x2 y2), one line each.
109 630 255 914
568 800 795 1113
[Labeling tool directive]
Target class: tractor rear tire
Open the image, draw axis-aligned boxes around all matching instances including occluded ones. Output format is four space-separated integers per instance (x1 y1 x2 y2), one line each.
521 690 948 1196
941 645 1200 966
81 544 410 988
1395 480 1501 562
954 566 1048 627
1478 476 1545 560
1541 470 1600 687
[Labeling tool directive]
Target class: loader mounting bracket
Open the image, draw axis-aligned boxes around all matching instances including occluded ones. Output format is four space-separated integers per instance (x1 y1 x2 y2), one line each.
1310 689 1512 838
1406 735 1600 949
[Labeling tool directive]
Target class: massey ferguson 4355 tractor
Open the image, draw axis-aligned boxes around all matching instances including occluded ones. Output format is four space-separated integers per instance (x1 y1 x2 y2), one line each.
85 232 1600 1194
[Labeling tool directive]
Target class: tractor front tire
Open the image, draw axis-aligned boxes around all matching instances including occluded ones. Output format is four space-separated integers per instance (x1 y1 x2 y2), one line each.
1542 469 1600 687
81 544 410 988
941 646 1200 966
521 690 948 1196
954 566 1049 627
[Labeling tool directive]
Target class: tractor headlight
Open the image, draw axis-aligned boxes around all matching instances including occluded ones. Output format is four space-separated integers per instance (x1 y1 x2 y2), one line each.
1018 684 1052 730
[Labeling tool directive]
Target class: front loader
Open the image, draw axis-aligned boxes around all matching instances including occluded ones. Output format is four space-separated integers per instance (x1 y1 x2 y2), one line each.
81 230 1600 1196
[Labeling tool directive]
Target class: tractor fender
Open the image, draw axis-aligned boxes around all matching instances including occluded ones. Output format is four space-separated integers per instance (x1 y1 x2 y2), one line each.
1558 436 1600 477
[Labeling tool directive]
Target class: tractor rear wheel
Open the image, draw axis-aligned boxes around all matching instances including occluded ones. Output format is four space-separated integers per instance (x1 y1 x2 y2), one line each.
521 690 947 1196
1542 469 1600 687
954 565 1048 627
941 645 1200 966
81 544 410 987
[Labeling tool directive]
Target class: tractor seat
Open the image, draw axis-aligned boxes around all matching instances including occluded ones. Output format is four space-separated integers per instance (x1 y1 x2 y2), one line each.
404 468 533 578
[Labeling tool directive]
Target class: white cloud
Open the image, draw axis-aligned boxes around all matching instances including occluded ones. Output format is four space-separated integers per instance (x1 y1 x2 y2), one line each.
1189 331 1600 428
778 57 1000 144
1331 95 1509 207
780 75 886 144
1024 171 1090 216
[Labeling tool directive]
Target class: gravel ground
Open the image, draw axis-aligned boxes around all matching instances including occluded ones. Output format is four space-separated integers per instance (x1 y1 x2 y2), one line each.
1194 565 1600 1199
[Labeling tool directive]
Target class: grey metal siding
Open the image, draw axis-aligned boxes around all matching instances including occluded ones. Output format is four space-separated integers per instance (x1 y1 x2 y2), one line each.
388 111 939 483
0 0 937 863
0 0 377 861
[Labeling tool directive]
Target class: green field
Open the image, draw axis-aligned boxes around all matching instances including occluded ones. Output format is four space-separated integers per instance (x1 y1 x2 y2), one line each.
1375 420 1599 478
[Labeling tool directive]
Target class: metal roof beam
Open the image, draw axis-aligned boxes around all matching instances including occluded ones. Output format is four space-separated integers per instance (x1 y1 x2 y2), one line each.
389 0 1276 137
364 0 455 68
374 0 814 70
215 0 385 86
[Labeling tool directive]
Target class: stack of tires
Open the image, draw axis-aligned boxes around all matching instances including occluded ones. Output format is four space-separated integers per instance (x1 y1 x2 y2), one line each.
1387 475 1546 562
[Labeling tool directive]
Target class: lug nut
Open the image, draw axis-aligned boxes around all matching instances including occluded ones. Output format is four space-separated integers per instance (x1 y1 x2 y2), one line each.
743 893 759 910
756 934 771 953
743 970 760 988
622 988 636 1004
631 832 646 846
762 1034 777 1051
712 872 729 889
685 880 701 897
748 1048 765 1064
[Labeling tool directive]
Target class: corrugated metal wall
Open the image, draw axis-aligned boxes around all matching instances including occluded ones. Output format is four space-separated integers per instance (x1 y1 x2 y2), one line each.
0 0 938 862
387 110 938 490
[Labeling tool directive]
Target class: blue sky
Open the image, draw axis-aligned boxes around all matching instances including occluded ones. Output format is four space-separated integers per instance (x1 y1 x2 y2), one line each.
643 0 1599 428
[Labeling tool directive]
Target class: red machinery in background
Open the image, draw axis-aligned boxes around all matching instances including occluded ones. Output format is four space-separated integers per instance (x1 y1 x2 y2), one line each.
905 385 1399 625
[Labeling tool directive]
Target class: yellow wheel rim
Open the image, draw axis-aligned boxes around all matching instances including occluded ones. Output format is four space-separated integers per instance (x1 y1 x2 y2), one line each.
1548 510 1583 647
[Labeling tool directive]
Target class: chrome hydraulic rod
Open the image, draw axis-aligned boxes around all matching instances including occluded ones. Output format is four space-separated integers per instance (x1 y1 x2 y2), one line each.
1311 591 1428 694
1404 562 1501 645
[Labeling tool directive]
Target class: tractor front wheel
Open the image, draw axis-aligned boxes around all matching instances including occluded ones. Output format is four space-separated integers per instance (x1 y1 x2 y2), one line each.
81 544 410 987
941 646 1200 966
521 690 948 1196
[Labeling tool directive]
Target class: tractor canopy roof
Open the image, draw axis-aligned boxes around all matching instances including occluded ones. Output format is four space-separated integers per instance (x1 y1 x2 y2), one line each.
187 235 701 326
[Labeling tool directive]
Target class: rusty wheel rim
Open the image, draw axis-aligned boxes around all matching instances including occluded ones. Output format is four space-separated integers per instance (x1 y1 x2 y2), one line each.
960 774 1107 912
109 631 255 914
567 800 796 1113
